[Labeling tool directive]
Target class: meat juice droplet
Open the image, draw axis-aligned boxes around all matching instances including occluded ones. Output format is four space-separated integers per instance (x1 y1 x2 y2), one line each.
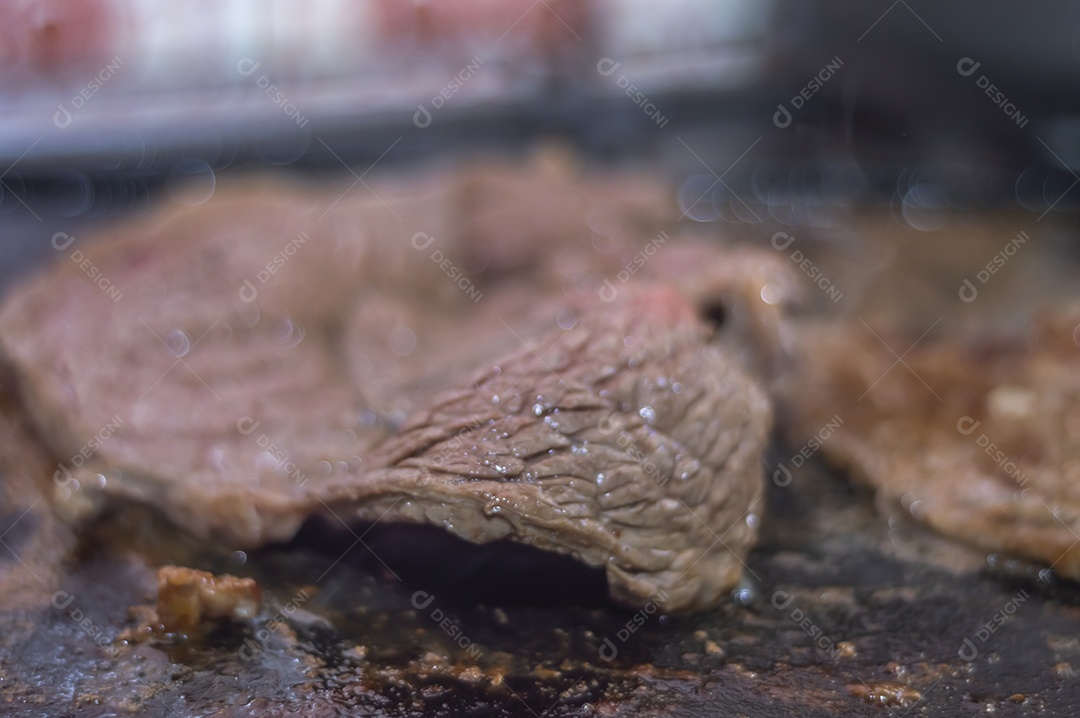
274 318 300 345
166 329 191 357
731 575 757 606
532 403 545 416
638 406 657 424
556 310 578 330
389 326 416 356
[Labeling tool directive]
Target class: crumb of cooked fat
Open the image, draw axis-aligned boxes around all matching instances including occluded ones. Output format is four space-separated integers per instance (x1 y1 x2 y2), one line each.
987 384 1036 420
156 565 261 634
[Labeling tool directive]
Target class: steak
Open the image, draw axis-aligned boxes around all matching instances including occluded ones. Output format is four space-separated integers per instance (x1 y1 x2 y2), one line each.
0 161 784 611
777 307 1080 581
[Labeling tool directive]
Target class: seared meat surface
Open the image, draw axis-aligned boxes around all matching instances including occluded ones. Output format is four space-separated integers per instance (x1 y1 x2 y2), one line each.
779 307 1080 581
0 160 786 611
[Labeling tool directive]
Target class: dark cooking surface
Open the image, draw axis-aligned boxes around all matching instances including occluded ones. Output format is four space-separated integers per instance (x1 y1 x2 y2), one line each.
5 412 1080 716
2 186 1080 714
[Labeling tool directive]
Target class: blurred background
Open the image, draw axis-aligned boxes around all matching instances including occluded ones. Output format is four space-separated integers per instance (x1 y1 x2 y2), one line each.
0 0 1078 300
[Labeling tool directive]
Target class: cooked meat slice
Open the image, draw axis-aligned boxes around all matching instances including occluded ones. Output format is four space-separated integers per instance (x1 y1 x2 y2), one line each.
0 165 776 611
0 187 374 545
778 307 1080 580
0 385 76 615
452 149 675 276
326 286 770 611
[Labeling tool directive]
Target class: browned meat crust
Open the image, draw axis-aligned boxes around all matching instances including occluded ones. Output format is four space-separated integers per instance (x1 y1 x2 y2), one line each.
778 307 1080 580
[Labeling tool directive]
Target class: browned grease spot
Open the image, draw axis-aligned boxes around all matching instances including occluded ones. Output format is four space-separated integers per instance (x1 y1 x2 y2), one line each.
846 681 923 708
835 641 857 658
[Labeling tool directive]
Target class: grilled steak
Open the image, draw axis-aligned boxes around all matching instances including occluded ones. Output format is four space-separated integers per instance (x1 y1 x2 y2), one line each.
0 161 785 611
778 308 1080 581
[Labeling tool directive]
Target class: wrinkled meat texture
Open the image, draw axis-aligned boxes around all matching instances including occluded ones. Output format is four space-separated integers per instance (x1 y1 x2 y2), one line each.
327 286 771 610
0 160 788 611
